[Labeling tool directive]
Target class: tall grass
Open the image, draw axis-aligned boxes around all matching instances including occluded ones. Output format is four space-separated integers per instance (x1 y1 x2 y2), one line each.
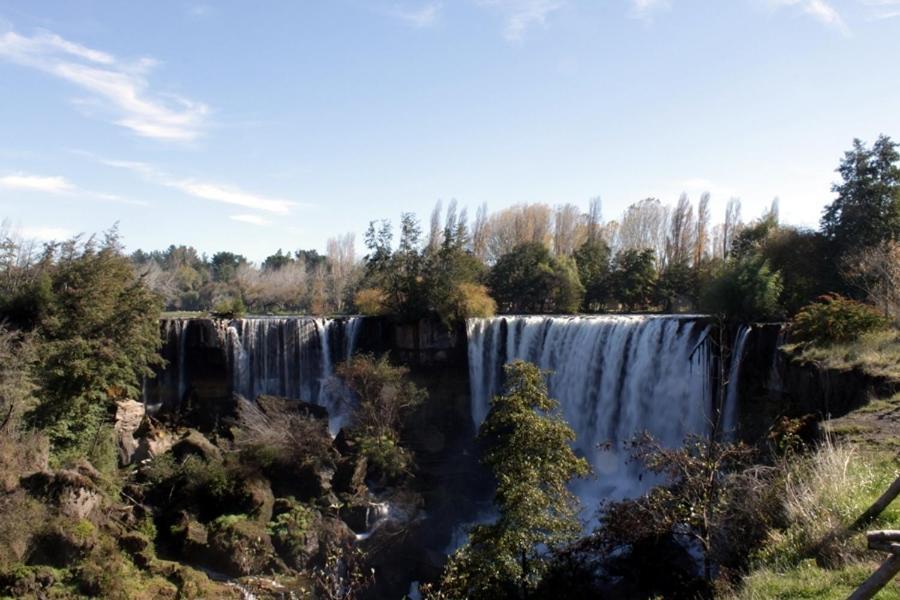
733 440 900 599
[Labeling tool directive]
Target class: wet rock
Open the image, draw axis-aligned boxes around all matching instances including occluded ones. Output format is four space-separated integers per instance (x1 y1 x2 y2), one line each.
114 399 146 466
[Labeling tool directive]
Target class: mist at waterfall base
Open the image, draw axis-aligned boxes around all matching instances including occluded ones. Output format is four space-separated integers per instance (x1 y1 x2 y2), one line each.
467 315 720 518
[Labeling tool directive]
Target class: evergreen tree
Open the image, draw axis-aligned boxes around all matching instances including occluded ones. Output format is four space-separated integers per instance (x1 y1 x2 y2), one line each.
821 135 900 260
609 248 657 311
27 231 164 455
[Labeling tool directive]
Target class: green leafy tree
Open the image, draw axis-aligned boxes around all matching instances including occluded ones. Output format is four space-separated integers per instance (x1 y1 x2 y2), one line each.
488 242 584 314
821 136 900 262
573 238 610 311
609 248 657 311
210 251 247 283
701 255 783 321
655 260 695 312
27 231 164 456
435 361 590 599
336 354 425 482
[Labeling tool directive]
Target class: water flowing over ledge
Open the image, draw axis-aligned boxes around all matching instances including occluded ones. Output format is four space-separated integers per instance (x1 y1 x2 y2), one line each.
466 315 715 504
144 316 363 432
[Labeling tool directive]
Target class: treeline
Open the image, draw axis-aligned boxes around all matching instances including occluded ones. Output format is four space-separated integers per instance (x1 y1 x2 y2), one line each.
123 135 900 324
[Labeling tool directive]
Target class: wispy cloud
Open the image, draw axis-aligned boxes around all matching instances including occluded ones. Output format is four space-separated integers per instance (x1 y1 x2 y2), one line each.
0 173 74 193
861 0 900 20
0 171 147 205
20 225 73 241
765 0 849 34
476 0 564 41
0 28 208 141
230 214 271 226
386 2 443 27
630 0 672 20
95 157 303 214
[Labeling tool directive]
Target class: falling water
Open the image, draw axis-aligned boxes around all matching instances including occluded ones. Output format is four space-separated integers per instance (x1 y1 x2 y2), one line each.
467 315 713 505
722 325 751 441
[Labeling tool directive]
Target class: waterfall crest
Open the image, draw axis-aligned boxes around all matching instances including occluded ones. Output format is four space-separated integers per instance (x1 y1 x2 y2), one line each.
466 315 714 504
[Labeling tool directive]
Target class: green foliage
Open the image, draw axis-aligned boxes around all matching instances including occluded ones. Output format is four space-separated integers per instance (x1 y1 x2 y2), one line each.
822 135 900 263
24 231 164 456
360 212 493 324
337 354 425 483
211 294 246 318
609 248 657 311
791 294 888 345
436 361 589 599
488 242 584 314
655 260 696 312
573 237 610 311
356 432 412 479
702 255 784 321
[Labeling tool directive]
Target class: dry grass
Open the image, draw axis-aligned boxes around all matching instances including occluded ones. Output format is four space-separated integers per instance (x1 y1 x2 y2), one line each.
785 328 900 381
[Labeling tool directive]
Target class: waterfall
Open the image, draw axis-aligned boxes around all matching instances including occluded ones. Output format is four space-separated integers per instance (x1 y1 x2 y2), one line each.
722 325 751 441
467 315 713 505
150 316 363 430
345 316 363 359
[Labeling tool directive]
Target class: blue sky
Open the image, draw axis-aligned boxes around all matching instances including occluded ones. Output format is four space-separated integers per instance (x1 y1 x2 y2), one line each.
1 0 898 262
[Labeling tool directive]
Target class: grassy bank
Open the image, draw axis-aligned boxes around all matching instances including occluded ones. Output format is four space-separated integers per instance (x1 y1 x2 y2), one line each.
732 444 899 599
785 328 900 382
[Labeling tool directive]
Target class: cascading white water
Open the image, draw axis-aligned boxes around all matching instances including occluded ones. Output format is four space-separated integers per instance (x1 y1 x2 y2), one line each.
722 325 751 441
224 316 361 433
467 315 713 505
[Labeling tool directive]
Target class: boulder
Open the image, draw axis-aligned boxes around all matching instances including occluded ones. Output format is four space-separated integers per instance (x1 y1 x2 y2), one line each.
21 470 102 520
133 424 178 463
243 477 275 523
332 454 368 497
172 429 221 463
171 511 209 557
114 399 146 466
207 516 280 578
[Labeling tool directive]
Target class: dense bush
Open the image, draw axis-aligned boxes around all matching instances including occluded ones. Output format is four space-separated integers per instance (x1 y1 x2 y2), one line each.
354 287 389 316
702 255 784 321
791 294 887 345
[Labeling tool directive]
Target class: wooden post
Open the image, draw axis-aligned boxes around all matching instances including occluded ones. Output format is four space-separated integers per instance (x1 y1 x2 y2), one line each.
847 554 900 600
850 478 900 532
847 531 900 600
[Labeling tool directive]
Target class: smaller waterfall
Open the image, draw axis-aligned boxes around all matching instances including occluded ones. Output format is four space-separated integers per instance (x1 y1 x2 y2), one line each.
722 325 751 440
345 316 363 359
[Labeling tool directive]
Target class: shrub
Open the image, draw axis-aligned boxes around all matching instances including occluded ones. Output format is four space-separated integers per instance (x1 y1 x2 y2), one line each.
450 283 496 320
211 295 246 318
268 501 319 567
702 256 783 321
354 288 388 316
234 397 333 474
791 294 888 345
356 433 412 480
